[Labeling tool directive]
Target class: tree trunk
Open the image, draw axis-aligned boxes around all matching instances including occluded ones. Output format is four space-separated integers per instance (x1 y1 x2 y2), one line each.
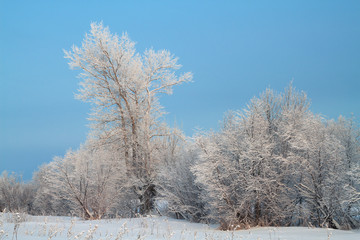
138 182 156 215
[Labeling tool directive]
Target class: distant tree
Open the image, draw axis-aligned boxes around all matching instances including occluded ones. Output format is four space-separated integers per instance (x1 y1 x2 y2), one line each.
0 171 35 213
34 141 126 219
64 22 192 214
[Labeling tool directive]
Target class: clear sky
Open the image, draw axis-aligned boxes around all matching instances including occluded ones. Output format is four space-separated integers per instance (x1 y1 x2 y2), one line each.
1 0 359 180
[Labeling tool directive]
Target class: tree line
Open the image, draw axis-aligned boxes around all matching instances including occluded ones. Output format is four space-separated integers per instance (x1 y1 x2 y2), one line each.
1 23 359 230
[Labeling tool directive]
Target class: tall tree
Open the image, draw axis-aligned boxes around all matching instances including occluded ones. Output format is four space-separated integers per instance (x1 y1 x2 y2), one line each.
64 22 192 214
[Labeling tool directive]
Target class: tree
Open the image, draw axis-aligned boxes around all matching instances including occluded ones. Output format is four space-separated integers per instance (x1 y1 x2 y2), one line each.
0 171 35 213
156 131 206 222
194 89 295 228
64 22 192 214
332 116 360 227
34 141 126 219
296 116 360 229
193 84 360 229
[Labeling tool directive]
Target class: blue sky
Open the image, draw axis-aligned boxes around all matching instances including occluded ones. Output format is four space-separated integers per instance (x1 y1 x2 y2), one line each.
1 0 359 180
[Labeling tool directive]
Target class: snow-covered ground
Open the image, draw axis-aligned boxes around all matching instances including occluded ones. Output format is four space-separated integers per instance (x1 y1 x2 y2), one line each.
1 213 360 240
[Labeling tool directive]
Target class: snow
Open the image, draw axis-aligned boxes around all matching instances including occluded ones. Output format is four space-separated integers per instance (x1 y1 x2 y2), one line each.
1 214 360 240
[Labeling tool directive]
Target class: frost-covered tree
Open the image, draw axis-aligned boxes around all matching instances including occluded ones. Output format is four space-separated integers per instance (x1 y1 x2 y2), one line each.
331 116 360 227
32 165 69 216
64 22 192 214
295 114 343 228
0 171 35 213
34 141 126 219
193 84 360 229
297 116 360 229
275 85 313 225
194 89 295 228
156 131 206 222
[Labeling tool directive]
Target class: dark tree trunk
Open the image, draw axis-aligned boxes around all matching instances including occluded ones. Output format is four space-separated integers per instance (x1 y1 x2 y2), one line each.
138 183 156 215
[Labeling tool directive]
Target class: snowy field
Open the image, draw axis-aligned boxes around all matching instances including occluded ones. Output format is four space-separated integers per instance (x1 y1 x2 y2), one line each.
1 214 360 240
